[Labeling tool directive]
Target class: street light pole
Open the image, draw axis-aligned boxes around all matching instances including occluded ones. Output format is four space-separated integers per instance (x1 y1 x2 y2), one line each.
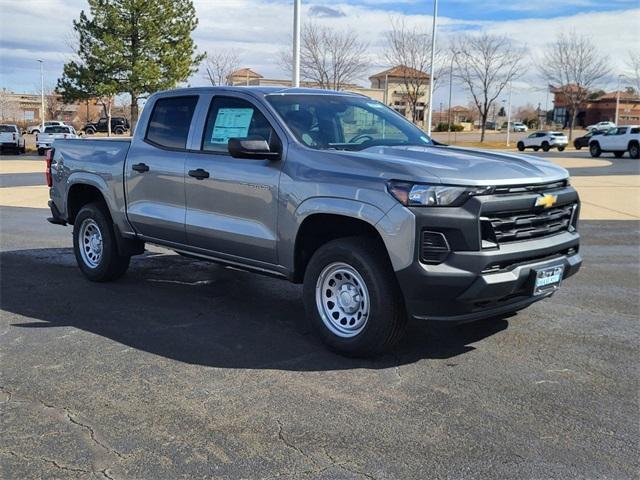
292 0 301 88
447 51 459 144
426 0 438 136
37 59 44 127
615 74 622 125
506 81 512 147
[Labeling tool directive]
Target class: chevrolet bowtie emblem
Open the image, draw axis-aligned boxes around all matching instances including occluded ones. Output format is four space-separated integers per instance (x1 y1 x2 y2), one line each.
535 194 558 209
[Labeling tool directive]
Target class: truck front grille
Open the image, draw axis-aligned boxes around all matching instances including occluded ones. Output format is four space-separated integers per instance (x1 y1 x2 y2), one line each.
483 203 577 244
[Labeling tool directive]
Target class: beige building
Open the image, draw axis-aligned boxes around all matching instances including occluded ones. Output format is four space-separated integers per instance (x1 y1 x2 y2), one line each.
226 64 431 127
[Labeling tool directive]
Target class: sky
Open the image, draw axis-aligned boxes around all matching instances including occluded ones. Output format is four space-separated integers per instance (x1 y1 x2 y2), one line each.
1 0 639 110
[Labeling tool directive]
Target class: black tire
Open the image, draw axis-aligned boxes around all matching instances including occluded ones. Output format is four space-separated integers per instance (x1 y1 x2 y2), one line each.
517 142 525 151
303 236 407 357
613 151 624 158
574 144 582 150
533 146 540 151
73 202 130 282
85 128 95 135
590 142 601 158
32 129 40 135
541 141 550 152
114 127 124 135
629 142 639 159
37 148 45 156
558 146 565 152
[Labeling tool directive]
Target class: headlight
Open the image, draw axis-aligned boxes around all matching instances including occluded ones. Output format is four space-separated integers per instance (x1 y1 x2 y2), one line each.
387 181 491 207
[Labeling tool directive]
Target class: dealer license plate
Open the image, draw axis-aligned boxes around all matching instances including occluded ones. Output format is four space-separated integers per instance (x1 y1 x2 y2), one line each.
533 265 564 296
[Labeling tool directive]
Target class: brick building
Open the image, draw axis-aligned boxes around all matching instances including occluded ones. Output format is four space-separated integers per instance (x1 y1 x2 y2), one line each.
551 85 640 127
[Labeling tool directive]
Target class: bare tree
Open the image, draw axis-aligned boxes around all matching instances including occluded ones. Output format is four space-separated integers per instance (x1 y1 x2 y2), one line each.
0 89 21 122
453 33 523 142
539 33 609 140
281 23 369 90
625 51 640 93
204 51 240 86
384 18 444 123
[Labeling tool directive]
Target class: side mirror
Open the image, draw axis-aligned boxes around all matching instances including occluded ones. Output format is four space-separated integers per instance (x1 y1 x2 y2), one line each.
228 138 280 160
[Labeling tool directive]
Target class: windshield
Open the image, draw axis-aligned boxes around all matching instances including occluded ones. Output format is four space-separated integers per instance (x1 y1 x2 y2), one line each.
266 94 432 151
45 126 71 134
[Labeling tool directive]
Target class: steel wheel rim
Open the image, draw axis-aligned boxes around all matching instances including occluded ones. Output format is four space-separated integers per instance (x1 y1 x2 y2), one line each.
79 218 103 268
315 262 370 338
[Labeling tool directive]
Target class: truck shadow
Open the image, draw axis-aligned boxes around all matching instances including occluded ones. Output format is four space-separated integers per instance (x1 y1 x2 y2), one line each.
1 248 509 371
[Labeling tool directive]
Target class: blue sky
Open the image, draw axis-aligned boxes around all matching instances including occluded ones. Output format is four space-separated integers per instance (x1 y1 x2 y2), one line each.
1 0 639 109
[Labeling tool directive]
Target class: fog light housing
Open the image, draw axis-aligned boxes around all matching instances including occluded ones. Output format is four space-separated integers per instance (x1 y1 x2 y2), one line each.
421 231 450 264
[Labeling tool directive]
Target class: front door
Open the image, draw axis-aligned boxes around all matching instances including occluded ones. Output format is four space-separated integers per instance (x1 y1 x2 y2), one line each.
183 94 284 265
125 95 199 244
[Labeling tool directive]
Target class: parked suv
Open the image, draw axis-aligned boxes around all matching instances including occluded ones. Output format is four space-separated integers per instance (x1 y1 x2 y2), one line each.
517 131 568 152
46 87 582 356
589 125 640 158
83 116 130 135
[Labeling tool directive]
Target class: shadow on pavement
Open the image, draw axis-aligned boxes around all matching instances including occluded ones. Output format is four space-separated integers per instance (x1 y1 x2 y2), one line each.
1 248 509 371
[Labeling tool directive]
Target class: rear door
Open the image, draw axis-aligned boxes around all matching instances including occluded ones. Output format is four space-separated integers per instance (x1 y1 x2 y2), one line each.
182 93 284 265
124 95 199 244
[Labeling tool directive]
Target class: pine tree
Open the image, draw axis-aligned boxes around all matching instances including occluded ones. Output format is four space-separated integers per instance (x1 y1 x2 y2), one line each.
58 0 204 131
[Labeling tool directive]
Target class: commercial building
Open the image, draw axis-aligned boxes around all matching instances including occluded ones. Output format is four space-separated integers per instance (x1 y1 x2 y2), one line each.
551 85 640 127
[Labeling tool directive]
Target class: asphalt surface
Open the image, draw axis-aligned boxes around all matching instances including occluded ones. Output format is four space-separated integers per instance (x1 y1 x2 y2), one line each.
1 151 639 479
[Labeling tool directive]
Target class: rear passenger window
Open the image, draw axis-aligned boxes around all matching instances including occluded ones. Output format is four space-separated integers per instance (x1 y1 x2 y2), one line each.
631 127 640 134
146 96 198 150
202 97 279 153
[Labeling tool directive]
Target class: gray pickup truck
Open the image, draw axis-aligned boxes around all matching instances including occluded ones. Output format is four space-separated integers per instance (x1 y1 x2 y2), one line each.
47 86 582 356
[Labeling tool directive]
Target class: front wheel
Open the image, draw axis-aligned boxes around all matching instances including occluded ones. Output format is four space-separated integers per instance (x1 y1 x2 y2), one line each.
303 237 407 357
73 203 130 282
517 142 525 151
629 143 639 159
558 146 565 152
590 142 601 158
542 141 550 152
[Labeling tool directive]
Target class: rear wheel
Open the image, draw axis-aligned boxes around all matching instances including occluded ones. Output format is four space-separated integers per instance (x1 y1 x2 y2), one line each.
303 237 406 357
114 127 124 135
85 128 95 135
73 202 130 282
614 151 624 158
590 142 601 158
517 141 525 151
541 141 550 152
558 146 565 152
629 142 639 159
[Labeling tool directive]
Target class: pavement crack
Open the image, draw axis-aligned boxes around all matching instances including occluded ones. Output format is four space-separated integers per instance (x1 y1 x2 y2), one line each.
322 446 377 480
275 419 315 463
64 410 126 459
2 449 90 475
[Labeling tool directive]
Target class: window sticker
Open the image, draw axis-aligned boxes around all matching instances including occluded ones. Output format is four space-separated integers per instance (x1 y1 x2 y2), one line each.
211 108 254 144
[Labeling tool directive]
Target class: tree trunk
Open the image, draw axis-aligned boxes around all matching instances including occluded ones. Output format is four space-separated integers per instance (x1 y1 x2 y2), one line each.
480 111 488 142
130 94 139 132
105 99 112 137
568 107 577 141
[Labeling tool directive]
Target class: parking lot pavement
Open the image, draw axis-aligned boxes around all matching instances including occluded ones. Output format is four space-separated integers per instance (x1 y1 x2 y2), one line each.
1 151 639 479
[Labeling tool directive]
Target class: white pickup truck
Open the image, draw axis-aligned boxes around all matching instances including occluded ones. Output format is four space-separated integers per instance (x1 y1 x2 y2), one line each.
36 125 78 155
0 124 26 154
589 125 640 159
27 120 67 135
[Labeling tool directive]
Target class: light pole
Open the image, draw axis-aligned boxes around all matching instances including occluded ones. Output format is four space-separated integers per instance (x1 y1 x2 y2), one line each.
292 0 301 88
447 51 460 144
426 0 438 136
37 59 44 127
615 74 624 125
505 81 512 147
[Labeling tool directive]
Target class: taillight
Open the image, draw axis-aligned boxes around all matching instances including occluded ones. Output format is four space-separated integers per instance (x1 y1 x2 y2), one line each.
63 134 68 139
45 148 54 187
12 133 16 141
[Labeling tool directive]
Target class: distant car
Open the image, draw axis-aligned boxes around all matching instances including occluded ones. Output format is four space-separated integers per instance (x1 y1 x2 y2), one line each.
589 125 640 159
586 121 615 133
517 131 568 152
26 120 66 135
36 125 78 155
574 130 606 150
83 117 130 135
0 124 26 154
511 122 528 132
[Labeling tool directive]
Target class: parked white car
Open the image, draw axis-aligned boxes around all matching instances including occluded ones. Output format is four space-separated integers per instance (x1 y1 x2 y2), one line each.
511 122 528 132
589 125 640 159
27 120 67 135
586 121 615 133
0 124 26 154
517 131 568 152
36 125 78 155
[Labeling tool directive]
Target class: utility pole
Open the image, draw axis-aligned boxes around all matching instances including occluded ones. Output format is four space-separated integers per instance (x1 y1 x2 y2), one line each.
615 74 623 125
506 81 512 147
37 59 44 127
426 0 438 136
292 0 301 88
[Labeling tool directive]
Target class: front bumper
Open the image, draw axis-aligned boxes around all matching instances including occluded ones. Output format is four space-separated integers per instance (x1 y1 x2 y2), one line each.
394 187 581 322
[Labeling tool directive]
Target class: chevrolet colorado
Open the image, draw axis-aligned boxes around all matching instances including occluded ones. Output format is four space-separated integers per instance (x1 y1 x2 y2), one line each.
47 87 582 356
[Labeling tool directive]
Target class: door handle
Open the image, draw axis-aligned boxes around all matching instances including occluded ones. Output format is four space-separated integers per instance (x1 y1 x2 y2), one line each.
188 168 210 180
132 163 149 173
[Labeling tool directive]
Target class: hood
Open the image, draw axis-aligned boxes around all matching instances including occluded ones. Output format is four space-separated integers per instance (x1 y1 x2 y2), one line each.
345 145 569 186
